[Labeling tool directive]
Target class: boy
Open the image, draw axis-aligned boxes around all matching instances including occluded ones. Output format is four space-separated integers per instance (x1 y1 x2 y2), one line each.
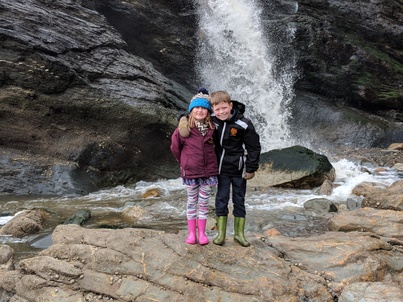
209 90 261 247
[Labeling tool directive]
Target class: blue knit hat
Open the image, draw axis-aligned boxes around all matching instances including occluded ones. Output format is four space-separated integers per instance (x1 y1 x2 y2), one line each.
188 93 212 113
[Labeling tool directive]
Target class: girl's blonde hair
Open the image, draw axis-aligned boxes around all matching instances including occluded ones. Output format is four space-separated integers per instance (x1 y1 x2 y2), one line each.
188 111 213 129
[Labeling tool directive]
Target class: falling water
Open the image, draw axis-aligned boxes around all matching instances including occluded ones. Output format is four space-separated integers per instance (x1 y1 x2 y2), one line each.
195 0 297 152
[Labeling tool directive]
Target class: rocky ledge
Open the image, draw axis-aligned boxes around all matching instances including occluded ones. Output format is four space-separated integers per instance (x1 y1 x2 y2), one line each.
1 180 403 302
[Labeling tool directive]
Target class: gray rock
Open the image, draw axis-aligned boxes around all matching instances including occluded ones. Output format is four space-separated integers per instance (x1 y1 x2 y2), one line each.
346 198 359 210
0 210 48 238
2 225 334 301
328 207 403 238
304 198 338 213
251 145 335 189
339 282 403 302
63 209 91 225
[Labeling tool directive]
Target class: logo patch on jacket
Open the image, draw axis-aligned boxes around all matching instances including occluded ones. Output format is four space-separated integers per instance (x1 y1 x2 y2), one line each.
230 128 237 136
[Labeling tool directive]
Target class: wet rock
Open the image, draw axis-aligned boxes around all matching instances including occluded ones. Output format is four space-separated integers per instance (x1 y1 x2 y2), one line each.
304 198 338 213
388 143 403 151
328 207 403 238
339 282 403 302
251 145 335 189
63 209 91 226
352 181 388 197
141 188 162 198
1 203 403 301
122 206 148 219
2 224 334 302
355 180 403 210
0 0 190 195
0 245 15 272
0 210 48 238
346 198 359 210
318 179 334 196
392 163 403 171
268 231 396 297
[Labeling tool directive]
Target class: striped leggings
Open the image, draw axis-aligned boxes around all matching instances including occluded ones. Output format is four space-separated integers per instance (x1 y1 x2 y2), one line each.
186 185 212 220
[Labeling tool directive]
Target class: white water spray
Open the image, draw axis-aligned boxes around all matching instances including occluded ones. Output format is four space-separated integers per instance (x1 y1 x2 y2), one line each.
196 0 296 151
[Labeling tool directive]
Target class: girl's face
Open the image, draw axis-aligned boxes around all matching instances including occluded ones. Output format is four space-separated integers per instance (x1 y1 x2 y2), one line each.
213 102 232 121
191 106 209 121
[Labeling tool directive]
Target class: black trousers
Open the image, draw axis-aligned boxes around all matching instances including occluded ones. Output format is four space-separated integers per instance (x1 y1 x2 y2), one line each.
215 174 247 217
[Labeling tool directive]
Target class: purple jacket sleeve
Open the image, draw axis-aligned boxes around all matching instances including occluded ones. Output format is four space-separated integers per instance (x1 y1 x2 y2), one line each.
170 128 183 162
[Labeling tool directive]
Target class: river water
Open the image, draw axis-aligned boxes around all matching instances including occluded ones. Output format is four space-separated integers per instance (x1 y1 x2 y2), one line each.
1 158 400 261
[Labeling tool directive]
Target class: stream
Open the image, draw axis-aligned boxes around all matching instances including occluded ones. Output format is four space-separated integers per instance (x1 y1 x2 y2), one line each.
1 158 400 262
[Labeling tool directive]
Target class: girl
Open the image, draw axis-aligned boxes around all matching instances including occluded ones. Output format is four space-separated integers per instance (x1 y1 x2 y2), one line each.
170 92 218 245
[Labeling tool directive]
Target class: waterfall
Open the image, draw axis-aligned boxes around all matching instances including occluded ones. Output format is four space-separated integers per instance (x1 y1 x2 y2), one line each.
195 0 297 152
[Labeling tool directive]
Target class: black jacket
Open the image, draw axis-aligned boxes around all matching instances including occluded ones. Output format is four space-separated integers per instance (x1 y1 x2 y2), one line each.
212 101 261 177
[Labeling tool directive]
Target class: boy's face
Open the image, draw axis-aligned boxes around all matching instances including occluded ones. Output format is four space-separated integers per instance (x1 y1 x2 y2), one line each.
213 102 233 121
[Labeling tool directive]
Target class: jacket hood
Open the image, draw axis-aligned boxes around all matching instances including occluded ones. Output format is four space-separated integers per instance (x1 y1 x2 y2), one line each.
229 100 246 121
231 100 246 114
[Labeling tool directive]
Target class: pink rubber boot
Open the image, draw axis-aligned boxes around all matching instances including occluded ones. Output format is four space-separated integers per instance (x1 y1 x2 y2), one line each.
186 219 197 244
197 219 209 245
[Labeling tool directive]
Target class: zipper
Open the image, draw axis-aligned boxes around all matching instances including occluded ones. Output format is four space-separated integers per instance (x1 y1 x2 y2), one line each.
218 123 226 174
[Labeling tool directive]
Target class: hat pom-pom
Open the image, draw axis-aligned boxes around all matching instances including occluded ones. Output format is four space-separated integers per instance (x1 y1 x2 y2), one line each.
198 87 209 95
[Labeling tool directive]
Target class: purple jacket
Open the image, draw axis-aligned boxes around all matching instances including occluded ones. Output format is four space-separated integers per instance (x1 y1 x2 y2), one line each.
170 126 218 179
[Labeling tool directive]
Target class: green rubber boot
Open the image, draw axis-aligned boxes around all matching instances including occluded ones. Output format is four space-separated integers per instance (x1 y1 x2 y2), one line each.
234 217 250 247
213 216 227 246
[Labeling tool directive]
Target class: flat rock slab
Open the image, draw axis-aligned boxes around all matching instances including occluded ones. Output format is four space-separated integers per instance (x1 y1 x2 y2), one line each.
4 224 333 302
268 231 402 297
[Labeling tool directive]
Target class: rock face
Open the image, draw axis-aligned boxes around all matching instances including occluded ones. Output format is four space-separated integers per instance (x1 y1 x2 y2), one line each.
284 0 403 148
0 0 192 194
294 0 402 111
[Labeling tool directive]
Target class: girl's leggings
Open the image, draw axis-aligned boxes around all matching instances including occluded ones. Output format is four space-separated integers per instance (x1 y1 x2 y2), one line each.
186 184 211 220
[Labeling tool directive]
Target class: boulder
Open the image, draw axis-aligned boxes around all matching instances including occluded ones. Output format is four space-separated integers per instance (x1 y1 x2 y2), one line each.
250 145 335 189
0 210 48 238
303 198 338 214
318 179 334 196
353 180 403 210
0 245 14 272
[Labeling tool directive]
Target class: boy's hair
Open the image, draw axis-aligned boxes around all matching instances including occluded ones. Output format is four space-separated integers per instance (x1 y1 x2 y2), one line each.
210 90 231 106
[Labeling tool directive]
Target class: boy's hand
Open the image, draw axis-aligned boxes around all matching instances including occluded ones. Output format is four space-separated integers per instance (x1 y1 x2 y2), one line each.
243 172 255 180
178 116 190 138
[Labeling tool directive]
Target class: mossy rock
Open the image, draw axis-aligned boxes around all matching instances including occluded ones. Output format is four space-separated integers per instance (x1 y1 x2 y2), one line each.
251 145 335 189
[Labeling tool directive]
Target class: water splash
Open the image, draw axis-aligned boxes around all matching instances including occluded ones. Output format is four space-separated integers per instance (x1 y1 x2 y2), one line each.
195 0 296 151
